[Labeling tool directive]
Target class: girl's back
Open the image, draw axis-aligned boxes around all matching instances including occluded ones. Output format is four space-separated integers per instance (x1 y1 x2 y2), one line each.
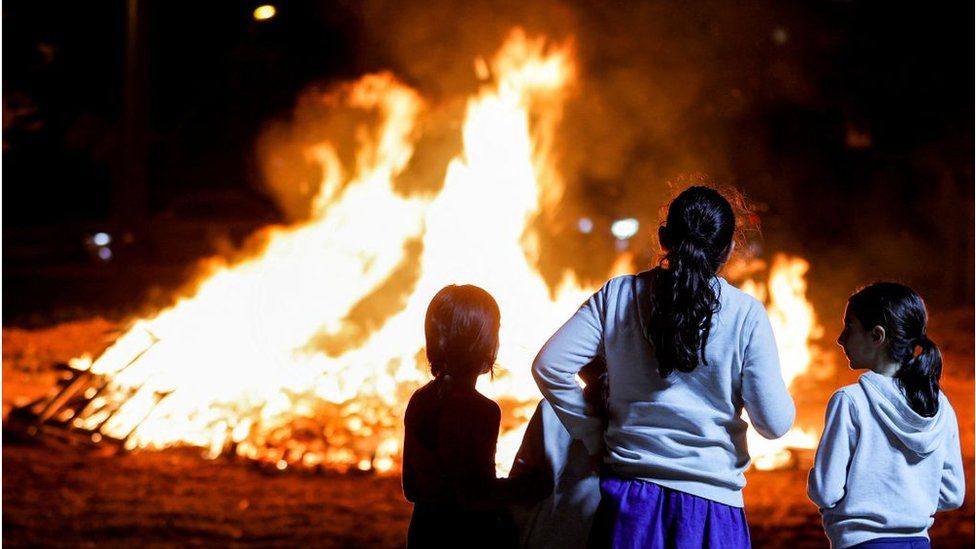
536 269 794 508
403 379 499 505
809 373 964 548
534 186 799 547
808 281 965 548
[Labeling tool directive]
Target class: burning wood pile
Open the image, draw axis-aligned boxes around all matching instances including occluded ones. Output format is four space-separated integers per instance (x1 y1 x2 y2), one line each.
7 29 827 476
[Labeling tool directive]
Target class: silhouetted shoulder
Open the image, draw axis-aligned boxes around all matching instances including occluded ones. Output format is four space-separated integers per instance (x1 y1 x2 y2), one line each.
445 389 500 425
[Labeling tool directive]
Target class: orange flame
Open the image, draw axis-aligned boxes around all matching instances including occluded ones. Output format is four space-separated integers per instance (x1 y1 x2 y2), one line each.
739 255 822 470
69 30 820 476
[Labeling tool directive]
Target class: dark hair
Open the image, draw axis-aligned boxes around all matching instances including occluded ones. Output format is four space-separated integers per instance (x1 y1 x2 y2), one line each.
425 284 500 380
847 282 942 417
648 186 735 377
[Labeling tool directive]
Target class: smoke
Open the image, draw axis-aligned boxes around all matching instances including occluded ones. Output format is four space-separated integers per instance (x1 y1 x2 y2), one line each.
256 0 972 306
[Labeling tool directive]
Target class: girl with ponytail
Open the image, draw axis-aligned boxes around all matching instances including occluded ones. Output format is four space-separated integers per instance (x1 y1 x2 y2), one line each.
534 186 795 548
808 282 965 549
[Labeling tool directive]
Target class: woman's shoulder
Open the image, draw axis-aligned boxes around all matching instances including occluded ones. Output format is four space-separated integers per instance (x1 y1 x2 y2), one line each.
715 277 766 320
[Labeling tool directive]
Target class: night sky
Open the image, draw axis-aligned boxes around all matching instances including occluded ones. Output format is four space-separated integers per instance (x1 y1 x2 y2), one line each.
2 1 973 321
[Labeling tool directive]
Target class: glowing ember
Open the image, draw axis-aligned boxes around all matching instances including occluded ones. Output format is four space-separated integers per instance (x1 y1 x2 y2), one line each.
67 29 820 476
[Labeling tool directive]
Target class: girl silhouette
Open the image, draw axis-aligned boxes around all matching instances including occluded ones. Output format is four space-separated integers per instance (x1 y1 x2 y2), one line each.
403 284 550 548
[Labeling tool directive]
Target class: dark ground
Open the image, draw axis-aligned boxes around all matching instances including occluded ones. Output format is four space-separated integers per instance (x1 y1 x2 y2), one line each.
2 318 973 547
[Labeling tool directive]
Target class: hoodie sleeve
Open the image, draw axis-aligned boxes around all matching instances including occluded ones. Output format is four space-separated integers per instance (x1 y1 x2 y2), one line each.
807 390 857 510
532 284 607 457
741 302 795 439
938 406 966 511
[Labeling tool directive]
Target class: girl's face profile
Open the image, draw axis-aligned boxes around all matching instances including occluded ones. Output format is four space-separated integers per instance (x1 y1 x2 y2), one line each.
836 306 876 370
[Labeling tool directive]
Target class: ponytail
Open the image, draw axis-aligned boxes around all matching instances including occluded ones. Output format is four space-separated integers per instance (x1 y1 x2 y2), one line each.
848 282 942 417
894 335 943 417
648 186 735 377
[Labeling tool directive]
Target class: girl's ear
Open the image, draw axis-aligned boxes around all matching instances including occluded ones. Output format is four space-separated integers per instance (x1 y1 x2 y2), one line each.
870 325 887 346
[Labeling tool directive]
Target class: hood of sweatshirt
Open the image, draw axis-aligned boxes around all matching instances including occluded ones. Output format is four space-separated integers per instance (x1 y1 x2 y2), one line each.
858 372 948 456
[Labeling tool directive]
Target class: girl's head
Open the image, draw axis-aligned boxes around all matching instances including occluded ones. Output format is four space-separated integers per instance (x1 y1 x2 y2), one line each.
425 284 500 380
841 282 942 417
649 186 736 377
658 186 736 272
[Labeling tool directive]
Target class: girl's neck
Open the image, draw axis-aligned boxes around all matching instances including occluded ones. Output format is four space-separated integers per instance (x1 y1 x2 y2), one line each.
870 359 901 378
440 372 480 391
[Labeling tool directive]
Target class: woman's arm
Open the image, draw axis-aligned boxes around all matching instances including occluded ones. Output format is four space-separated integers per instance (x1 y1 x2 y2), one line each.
807 391 857 510
741 303 795 439
532 286 608 457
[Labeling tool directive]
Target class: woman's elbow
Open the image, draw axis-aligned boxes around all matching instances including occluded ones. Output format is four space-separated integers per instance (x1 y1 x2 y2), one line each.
806 481 839 510
531 352 553 388
756 408 795 440
939 488 966 511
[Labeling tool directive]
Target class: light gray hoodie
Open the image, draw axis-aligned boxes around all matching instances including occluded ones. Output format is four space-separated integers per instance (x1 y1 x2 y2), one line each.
807 372 966 548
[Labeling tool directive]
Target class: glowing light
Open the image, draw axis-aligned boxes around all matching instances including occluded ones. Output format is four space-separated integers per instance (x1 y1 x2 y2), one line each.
577 217 593 234
93 232 112 246
610 218 639 240
97 247 113 261
253 5 276 21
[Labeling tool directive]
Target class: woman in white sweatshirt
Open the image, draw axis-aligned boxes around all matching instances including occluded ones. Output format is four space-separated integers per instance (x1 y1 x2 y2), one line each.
808 282 966 548
533 186 796 548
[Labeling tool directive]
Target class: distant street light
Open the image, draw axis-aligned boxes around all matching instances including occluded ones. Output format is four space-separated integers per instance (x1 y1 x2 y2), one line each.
611 218 640 240
253 4 276 21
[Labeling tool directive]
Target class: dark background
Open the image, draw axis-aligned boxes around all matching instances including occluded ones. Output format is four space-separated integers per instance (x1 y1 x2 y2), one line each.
3 0 973 328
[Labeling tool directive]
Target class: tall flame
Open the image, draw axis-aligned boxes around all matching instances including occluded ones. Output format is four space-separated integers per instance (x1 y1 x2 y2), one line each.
740 255 821 470
68 30 820 476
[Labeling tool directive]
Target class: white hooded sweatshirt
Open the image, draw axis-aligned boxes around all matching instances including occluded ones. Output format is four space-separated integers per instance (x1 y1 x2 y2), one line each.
808 372 966 548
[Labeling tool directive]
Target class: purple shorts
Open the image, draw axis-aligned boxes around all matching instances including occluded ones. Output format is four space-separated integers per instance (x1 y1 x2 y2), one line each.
588 474 751 548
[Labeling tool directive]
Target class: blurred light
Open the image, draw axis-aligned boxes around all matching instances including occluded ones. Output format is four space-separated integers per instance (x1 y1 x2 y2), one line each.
93 232 112 246
276 459 288 470
577 217 593 234
611 218 639 240
253 4 276 21
97 247 113 261
772 27 789 45
474 57 491 81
